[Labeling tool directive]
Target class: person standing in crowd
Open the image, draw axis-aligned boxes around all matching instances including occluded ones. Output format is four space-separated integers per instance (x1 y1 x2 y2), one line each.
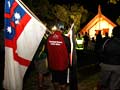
34 38 48 89
91 37 96 44
88 37 96 51
76 33 84 50
98 26 120 90
95 31 103 64
45 27 71 90
95 31 103 51
102 32 110 44
83 32 89 50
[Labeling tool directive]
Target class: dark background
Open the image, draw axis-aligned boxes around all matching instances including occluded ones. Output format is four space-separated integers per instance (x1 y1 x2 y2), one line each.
48 0 120 23
0 0 120 28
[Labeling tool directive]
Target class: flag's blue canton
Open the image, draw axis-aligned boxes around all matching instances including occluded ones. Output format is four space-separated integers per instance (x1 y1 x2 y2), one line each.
5 0 26 40
5 19 16 39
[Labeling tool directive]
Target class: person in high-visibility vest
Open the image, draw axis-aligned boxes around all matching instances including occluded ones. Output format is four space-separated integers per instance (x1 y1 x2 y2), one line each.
75 33 84 50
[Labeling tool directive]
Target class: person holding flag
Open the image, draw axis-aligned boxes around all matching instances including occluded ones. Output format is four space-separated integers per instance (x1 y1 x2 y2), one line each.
46 27 71 90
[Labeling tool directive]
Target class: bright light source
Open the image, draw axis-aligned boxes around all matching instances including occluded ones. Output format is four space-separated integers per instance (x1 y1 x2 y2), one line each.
52 25 57 31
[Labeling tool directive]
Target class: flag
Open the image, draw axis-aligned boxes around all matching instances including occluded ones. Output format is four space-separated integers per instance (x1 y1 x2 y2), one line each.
4 0 47 90
67 23 78 90
67 23 74 66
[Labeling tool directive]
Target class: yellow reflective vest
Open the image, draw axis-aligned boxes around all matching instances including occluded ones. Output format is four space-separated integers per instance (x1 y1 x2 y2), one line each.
75 37 84 50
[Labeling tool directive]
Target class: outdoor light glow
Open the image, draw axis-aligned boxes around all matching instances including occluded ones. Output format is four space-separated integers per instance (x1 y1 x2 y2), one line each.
89 19 114 39
99 20 108 29
52 25 57 30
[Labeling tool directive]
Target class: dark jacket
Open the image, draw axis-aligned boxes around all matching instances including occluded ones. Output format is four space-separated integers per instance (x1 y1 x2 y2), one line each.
101 37 120 65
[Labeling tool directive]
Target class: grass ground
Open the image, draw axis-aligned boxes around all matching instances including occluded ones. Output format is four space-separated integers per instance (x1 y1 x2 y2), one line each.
23 64 100 90
77 64 100 90
23 50 100 90
78 73 99 90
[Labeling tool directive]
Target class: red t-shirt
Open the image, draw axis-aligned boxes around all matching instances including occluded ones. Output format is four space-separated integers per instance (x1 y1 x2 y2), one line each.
47 31 69 71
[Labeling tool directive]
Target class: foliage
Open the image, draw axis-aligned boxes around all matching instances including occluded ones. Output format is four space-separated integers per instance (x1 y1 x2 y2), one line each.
116 16 120 25
52 5 69 24
108 0 120 4
69 4 88 33
22 0 33 10
23 0 89 33
23 0 119 33
51 3 88 33
32 0 50 20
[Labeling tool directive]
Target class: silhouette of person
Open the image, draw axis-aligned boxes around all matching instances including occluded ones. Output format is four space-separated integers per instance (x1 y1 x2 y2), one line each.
95 31 102 51
99 26 120 90
102 32 110 44
95 31 103 64
88 37 95 50
83 32 89 50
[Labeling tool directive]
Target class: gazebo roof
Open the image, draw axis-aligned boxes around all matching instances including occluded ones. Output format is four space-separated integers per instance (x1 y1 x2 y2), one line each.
80 5 116 33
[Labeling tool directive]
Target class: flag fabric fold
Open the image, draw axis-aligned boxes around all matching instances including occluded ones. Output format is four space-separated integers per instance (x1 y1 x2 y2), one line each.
67 23 78 90
4 0 46 90
67 23 74 66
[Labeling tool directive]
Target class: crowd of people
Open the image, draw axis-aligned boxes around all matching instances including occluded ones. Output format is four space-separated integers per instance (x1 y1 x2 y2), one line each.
98 26 120 90
77 30 110 52
45 27 71 90
32 25 120 90
33 26 71 90
1 24 120 90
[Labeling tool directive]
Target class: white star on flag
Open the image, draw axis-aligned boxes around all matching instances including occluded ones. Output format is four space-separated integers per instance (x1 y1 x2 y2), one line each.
8 0 11 8
7 26 12 34
14 12 21 24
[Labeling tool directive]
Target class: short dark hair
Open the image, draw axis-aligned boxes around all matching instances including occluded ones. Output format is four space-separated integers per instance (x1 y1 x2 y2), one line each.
60 28 64 31
112 26 120 37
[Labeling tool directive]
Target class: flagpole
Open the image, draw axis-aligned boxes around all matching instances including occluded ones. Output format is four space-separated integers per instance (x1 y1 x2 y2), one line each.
69 23 78 90
18 0 52 34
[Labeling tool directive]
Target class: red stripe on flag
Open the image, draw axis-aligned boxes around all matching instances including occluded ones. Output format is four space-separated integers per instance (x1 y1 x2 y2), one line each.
13 14 31 66
4 1 18 19
5 13 31 66
10 1 18 16
4 13 11 18
4 1 18 18
15 14 31 39
11 21 15 28
14 52 31 66
5 39 13 47
5 39 30 66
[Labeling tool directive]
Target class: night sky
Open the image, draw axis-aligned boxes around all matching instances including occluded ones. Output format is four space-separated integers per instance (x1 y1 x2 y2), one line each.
0 0 120 27
49 0 120 24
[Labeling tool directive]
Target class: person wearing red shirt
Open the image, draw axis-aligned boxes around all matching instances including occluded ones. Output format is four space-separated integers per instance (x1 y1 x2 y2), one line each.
46 28 71 90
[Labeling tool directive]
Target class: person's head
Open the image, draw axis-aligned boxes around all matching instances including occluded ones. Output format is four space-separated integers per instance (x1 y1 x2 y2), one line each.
52 27 64 34
98 31 101 35
112 26 120 38
92 37 94 40
59 28 64 33
85 32 87 35
105 32 108 37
